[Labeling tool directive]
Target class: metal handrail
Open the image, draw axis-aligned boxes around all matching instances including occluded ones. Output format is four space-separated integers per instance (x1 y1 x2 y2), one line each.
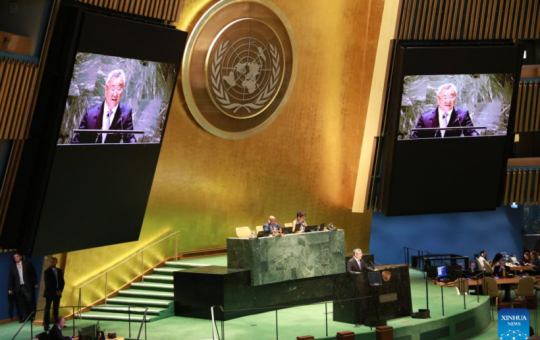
79 231 179 289
77 231 179 318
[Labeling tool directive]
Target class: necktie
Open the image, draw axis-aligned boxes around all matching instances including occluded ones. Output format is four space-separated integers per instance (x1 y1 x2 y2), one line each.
53 268 58 288
103 110 112 143
440 113 448 137
358 260 362 271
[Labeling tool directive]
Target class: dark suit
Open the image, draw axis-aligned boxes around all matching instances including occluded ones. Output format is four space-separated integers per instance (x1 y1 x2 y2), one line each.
347 257 374 274
48 325 71 340
43 267 65 327
412 107 479 139
72 102 136 143
8 261 38 321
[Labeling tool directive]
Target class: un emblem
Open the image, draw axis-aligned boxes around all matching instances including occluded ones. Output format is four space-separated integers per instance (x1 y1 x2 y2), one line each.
182 0 297 139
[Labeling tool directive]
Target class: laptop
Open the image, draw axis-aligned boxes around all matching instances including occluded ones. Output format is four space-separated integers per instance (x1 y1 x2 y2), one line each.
281 227 293 234
294 223 303 232
257 231 270 238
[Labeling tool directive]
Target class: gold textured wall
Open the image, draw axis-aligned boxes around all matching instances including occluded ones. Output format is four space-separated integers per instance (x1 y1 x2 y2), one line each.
58 0 386 310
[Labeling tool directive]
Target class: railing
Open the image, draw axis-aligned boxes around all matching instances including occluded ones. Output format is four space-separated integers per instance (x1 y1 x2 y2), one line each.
77 232 179 317
10 305 148 340
404 246 433 268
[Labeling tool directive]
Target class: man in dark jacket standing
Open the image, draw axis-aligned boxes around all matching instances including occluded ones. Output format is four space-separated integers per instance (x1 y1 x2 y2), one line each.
8 251 38 322
43 257 65 331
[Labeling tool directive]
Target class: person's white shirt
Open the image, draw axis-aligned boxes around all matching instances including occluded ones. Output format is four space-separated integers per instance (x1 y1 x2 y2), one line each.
477 256 488 270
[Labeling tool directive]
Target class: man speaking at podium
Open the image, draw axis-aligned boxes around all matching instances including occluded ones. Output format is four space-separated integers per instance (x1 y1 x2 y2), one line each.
347 248 374 274
411 83 479 139
72 69 136 144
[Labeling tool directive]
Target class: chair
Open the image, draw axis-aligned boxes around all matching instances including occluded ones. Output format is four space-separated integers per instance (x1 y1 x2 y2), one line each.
235 226 251 238
515 276 535 299
255 226 264 233
483 277 502 306
454 278 469 295
483 262 493 274
475 257 484 270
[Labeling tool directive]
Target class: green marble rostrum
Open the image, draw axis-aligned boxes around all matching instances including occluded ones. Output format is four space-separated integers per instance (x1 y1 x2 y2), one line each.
227 229 346 286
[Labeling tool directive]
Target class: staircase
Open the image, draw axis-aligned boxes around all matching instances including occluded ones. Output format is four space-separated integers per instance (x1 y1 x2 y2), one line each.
80 261 210 322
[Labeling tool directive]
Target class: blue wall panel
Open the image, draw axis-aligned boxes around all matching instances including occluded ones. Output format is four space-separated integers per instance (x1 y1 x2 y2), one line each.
370 207 523 265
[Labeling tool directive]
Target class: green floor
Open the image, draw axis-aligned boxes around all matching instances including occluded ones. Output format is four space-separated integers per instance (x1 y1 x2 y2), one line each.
0 256 521 340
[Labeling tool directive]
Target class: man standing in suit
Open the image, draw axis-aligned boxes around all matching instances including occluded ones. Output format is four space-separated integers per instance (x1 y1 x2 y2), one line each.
72 69 136 144
347 248 374 274
48 316 75 340
8 251 38 322
412 83 479 139
43 257 65 331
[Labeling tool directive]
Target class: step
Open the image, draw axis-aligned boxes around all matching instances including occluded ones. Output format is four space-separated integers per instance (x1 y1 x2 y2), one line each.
106 297 171 307
143 275 174 283
164 261 212 268
131 282 174 291
92 305 163 315
153 268 182 275
81 312 154 322
118 290 174 299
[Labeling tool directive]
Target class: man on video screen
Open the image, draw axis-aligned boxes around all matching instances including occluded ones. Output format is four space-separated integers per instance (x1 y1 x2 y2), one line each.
72 69 136 144
412 83 478 139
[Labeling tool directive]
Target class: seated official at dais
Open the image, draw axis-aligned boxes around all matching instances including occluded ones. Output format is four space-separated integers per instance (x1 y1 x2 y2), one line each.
263 215 281 236
292 211 307 233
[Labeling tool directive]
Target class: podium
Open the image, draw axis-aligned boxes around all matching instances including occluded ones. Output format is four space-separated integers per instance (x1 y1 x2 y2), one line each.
333 265 412 326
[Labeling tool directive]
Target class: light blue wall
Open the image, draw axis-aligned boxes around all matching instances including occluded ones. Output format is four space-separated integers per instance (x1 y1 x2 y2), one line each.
369 207 523 265
0 252 43 321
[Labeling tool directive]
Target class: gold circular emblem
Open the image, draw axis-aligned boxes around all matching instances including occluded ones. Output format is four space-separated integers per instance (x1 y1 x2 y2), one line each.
182 0 297 139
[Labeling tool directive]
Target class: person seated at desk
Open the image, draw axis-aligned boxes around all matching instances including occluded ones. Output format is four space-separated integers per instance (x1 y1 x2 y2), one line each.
476 250 491 270
493 259 512 301
347 248 374 274
263 215 281 236
520 252 531 266
292 211 307 233
491 253 503 266
48 317 77 340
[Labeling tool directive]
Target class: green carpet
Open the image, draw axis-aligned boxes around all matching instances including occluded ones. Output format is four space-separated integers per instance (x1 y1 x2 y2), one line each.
1 255 511 340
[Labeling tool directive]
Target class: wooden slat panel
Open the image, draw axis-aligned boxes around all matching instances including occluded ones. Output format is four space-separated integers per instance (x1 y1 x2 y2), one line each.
2 62 26 138
506 0 516 38
504 170 511 205
464 0 474 39
425 0 435 39
516 170 523 204
536 0 540 38
399 0 411 39
523 82 531 132
520 0 530 38
487 0 498 39
407 0 418 39
530 0 539 38
0 60 16 131
516 0 526 38
12 65 35 139
478 0 487 39
440 0 452 39
521 169 528 204
10 64 30 139
472 0 482 40
510 170 517 204
520 82 529 132
0 61 21 137
534 169 540 204
501 0 511 38
416 0 428 39
171 0 182 22
533 82 540 131
18 66 37 139
527 169 533 203
515 82 523 132
453 0 464 39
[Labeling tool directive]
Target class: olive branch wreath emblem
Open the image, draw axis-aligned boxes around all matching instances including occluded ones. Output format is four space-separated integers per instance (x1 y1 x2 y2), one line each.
211 40 281 114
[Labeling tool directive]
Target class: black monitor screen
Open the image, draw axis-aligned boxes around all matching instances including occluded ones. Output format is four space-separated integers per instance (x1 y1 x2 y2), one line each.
399 74 514 140
58 53 177 145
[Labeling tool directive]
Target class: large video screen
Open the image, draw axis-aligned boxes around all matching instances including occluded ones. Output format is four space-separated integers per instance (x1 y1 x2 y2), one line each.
399 74 514 140
58 53 177 144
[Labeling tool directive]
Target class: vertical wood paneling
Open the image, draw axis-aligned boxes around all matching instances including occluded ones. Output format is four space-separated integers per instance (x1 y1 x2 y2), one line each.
534 83 540 131
527 169 533 203
510 170 517 204
72 0 182 23
417 0 428 39
504 170 510 205
535 169 540 203
523 82 530 132
515 82 524 132
440 0 451 39
478 0 487 39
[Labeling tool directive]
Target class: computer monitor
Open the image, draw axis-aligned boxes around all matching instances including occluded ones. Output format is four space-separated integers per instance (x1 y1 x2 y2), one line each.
436 266 447 277
304 225 320 232
78 324 97 340
294 223 303 232
257 231 270 238
281 227 293 234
